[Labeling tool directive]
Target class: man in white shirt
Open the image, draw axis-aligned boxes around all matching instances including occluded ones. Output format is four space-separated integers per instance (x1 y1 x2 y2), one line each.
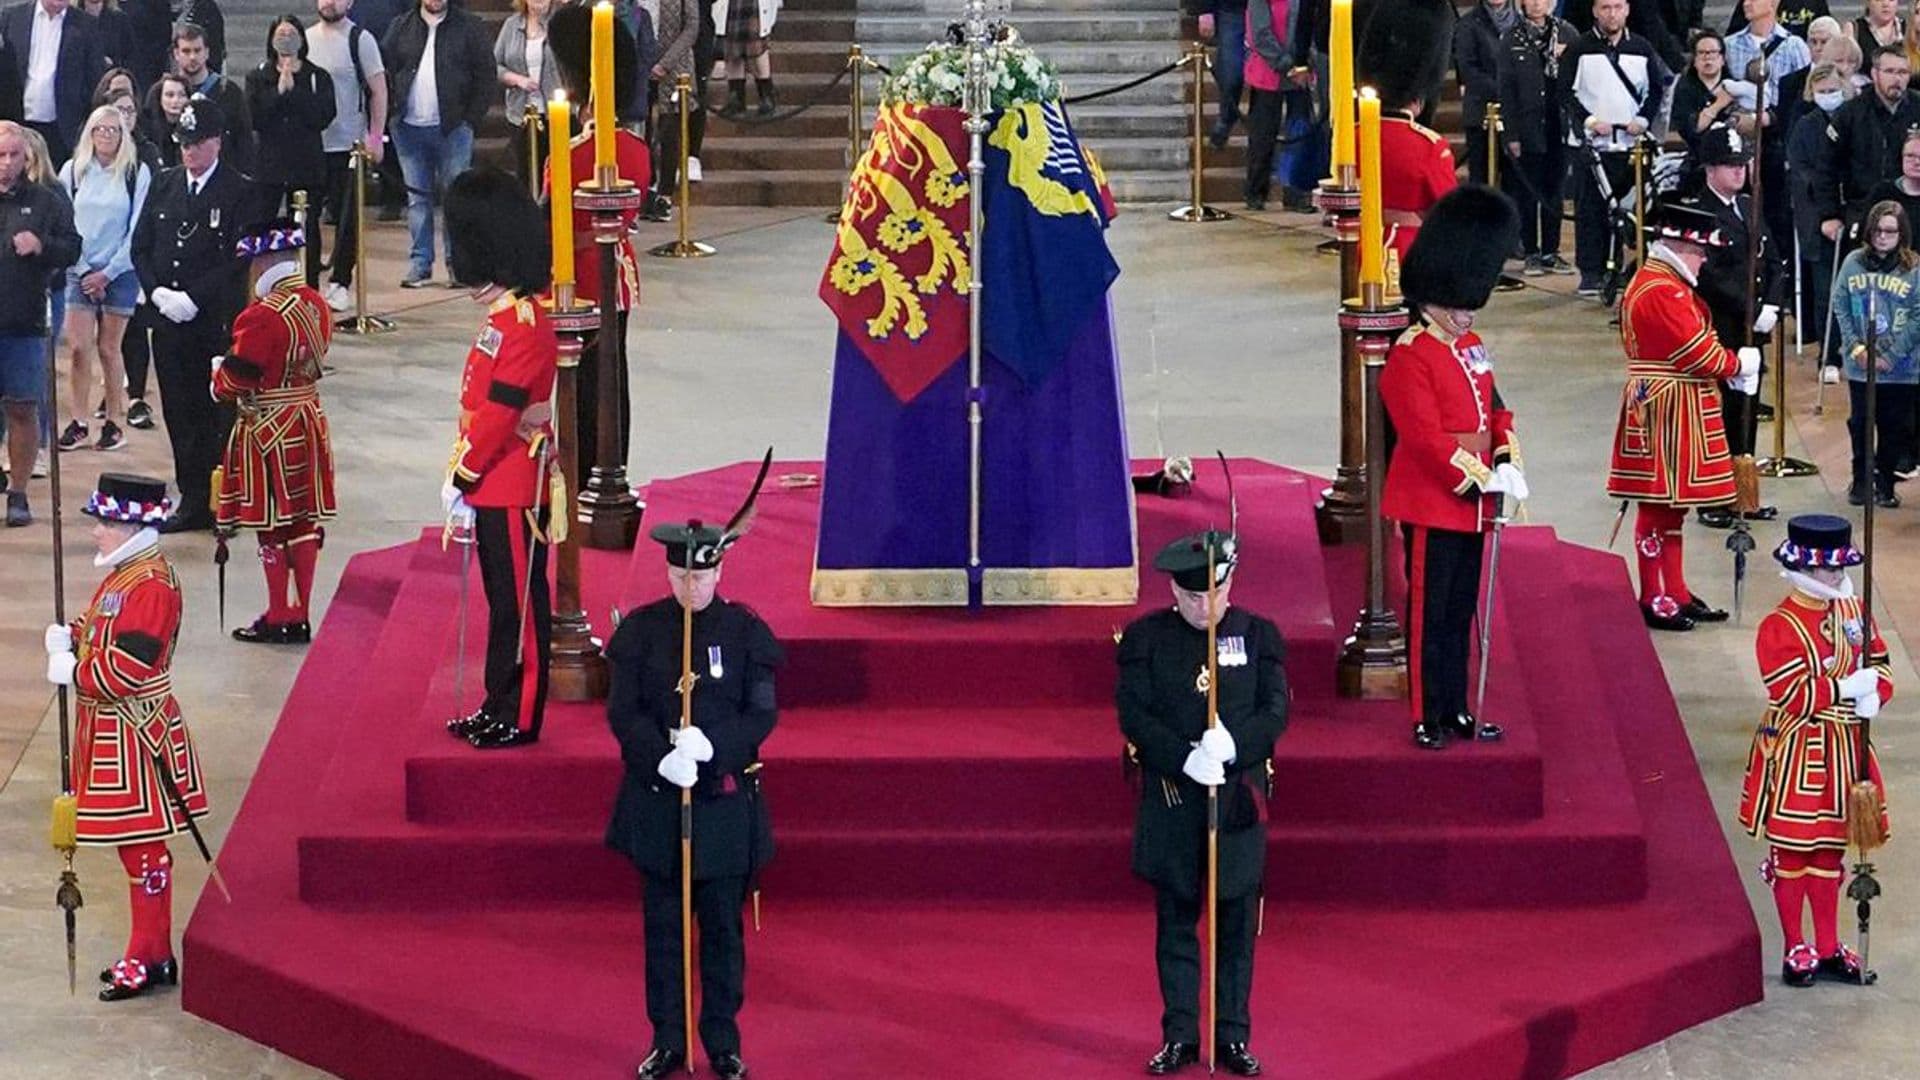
307 0 389 312
2 0 104 164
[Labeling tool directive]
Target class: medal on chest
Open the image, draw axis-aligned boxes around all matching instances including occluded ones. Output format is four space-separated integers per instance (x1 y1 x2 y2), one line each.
98 591 124 616
1194 636 1249 693
1457 342 1492 375
707 644 725 680
1843 617 1865 648
477 325 503 358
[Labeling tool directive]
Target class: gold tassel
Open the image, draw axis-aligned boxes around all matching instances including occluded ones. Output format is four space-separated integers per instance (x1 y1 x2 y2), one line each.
1849 781 1888 854
1732 455 1760 514
49 793 77 852
208 466 224 516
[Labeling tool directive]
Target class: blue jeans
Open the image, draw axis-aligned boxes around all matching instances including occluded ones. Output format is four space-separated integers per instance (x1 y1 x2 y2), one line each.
392 122 474 277
1213 7 1246 128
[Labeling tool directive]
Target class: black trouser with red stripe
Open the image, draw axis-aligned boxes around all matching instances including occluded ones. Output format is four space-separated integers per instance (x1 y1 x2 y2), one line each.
1402 524 1484 726
475 505 551 735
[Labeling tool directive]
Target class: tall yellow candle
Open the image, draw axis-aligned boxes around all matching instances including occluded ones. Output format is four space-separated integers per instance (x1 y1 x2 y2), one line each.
591 1 616 175
1330 0 1355 172
1357 88 1384 290
549 91 575 288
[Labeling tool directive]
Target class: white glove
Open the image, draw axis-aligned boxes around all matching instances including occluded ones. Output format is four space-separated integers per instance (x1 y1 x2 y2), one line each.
210 354 224 373
1199 725 1236 764
671 724 715 763
151 287 198 323
1753 304 1779 335
47 652 77 686
1839 667 1881 700
1181 745 1225 787
1481 468 1512 495
446 496 474 529
1494 463 1530 502
1855 690 1882 720
656 747 699 789
44 624 71 655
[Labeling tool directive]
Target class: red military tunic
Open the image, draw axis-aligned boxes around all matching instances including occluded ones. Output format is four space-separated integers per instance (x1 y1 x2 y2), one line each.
546 125 650 310
1737 589 1892 851
1380 323 1518 534
213 281 337 529
450 290 559 509
70 546 209 845
1607 257 1740 506
1367 114 1458 282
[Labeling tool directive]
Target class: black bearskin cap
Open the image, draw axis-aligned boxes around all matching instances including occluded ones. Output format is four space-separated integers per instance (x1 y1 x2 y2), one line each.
1401 184 1520 312
1356 0 1456 112
445 167 552 295
548 5 638 115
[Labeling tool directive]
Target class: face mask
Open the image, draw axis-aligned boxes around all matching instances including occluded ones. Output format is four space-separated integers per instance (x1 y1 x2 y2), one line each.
273 35 301 56
1816 89 1847 113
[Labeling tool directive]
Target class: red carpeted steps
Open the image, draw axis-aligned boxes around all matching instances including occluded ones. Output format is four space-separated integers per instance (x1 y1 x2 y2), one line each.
185 460 1760 1079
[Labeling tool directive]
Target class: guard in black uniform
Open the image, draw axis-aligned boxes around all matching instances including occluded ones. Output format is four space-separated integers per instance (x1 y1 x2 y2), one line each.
1118 531 1288 1077
606 517 781 1080
131 93 259 533
1694 122 1784 528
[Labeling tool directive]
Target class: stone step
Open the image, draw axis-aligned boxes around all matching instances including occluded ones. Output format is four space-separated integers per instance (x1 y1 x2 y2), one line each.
699 132 1236 173
849 11 1180 44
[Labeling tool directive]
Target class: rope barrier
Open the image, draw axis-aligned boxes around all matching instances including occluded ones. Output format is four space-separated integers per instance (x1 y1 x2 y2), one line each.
1062 60 1183 104
698 62 852 126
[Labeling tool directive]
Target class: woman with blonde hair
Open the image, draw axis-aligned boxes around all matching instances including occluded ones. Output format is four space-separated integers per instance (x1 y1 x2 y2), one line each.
53 105 152 453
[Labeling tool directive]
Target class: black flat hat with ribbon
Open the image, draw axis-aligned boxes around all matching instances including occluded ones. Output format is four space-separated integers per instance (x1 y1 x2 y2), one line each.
1774 513 1865 570
1648 194 1730 249
650 449 776 570
83 473 173 524
1154 529 1238 592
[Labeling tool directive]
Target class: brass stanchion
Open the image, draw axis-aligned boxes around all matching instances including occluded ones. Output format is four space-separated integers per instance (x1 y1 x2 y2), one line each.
1486 103 1523 292
547 285 609 701
1335 281 1410 698
1169 43 1228 223
1313 160 1367 544
1758 326 1820 476
577 164 645 548
828 44 869 223
524 103 544 199
649 74 716 258
333 140 395 334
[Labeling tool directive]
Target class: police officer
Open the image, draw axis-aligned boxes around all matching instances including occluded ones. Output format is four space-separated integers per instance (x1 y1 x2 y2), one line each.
131 93 260 534
605 515 782 1080
1118 530 1288 1077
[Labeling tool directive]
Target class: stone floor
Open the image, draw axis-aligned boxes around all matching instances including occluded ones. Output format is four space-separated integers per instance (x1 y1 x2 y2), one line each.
1 201 1916 1077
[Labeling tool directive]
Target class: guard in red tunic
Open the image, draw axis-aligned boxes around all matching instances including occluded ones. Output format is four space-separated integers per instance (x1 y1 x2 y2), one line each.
1607 196 1763 632
547 6 651 467
440 167 559 751
213 219 337 644
1381 185 1525 750
1736 514 1889 987
44 473 209 1002
1358 0 1460 286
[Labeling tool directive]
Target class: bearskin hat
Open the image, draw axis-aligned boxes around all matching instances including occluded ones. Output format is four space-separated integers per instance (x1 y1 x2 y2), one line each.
445 166 552 295
548 5 639 116
1355 0 1456 112
1400 184 1520 312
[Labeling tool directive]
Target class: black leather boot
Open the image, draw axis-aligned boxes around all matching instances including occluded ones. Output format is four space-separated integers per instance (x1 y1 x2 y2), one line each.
1146 1042 1199 1075
232 617 312 644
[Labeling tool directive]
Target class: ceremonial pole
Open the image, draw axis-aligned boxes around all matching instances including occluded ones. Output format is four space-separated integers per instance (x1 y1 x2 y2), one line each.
45 314 81 992
963 0 989 599
676 540 700 1073
1313 0 1367 544
1203 540 1221 1075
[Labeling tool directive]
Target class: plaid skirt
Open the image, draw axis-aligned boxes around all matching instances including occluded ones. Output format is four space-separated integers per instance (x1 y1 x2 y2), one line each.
724 4 768 63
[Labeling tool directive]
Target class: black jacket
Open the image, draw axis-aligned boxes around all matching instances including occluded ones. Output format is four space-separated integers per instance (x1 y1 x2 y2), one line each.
1565 0 1694 72
245 59 336 187
1118 607 1288 901
131 160 260 329
0 2 105 150
90 5 133 76
381 7 494 134
1787 106 1836 251
605 596 783 882
1497 17 1577 156
1454 3 1507 128
119 0 170 91
1811 89 1920 226
1559 28 1667 150
0 177 79 333
1696 188 1788 351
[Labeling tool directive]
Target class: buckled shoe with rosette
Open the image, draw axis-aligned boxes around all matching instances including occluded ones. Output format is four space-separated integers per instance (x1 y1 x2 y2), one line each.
1641 597 1695 632
1782 943 1818 987
99 957 177 987
1817 944 1870 984
98 958 164 1001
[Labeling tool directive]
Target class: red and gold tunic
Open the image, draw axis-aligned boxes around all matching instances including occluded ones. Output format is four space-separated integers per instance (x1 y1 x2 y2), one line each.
1738 589 1892 851
449 290 558 510
1380 323 1518 534
1367 114 1458 286
69 547 209 846
546 125 650 311
213 281 337 529
1606 257 1740 506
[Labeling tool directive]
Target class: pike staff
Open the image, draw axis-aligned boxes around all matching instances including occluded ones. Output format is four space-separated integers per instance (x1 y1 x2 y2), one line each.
1849 287 1889 982
1203 535 1221 1077
45 320 82 994
675 532 698 1072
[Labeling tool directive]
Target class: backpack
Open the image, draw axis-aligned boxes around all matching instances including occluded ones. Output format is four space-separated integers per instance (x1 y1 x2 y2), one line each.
347 24 373 117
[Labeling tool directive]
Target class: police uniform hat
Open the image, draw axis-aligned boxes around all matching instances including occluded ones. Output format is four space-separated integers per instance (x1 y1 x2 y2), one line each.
651 521 730 570
1696 123 1753 166
1356 0 1456 112
548 5 639 113
1773 513 1864 570
175 93 225 146
1153 530 1238 592
1401 184 1519 312
445 166 552 295
1647 194 1730 248
233 217 305 259
83 473 173 524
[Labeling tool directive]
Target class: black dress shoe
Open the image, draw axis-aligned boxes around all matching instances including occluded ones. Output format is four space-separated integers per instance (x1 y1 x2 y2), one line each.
1696 507 1736 530
1447 713 1503 741
446 706 492 739
99 957 177 986
1756 402 1775 421
1741 505 1779 521
635 1047 685 1079
1680 596 1729 623
1641 604 1695 632
1413 722 1447 750
1218 1042 1262 1077
159 512 212 534
98 957 176 1001
1146 1041 1199 1075
711 1052 750 1079
231 617 313 644
468 718 538 749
